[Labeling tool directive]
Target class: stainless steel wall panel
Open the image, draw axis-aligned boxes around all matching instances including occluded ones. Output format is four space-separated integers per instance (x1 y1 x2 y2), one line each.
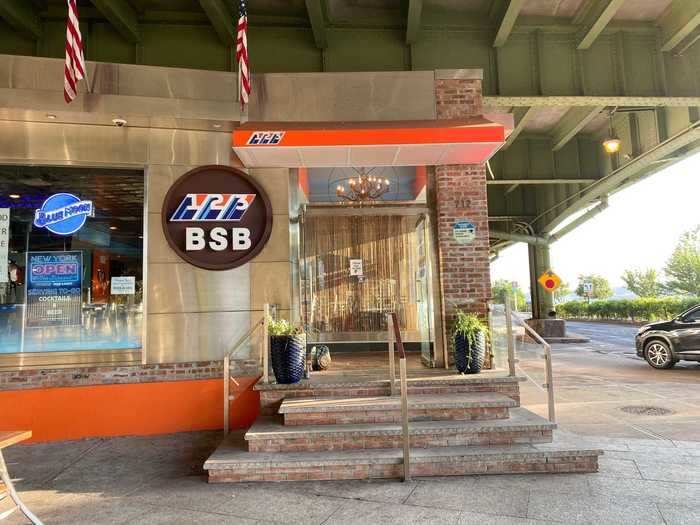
0 121 148 166
147 129 232 166
254 215 291 263
249 71 436 122
146 311 252 363
147 263 250 314
147 212 180 264
249 168 291 213
250 262 292 310
146 164 193 214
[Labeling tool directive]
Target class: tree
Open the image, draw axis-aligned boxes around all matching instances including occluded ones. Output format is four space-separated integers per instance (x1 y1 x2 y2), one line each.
553 281 572 304
575 274 612 300
664 226 700 296
622 268 660 298
492 279 527 310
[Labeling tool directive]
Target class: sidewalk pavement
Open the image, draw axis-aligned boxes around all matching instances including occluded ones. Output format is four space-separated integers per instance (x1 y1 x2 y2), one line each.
2 430 698 525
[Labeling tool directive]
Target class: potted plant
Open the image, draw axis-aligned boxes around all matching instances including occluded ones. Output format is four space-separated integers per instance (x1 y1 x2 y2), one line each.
452 311 489 374
268 318 307 384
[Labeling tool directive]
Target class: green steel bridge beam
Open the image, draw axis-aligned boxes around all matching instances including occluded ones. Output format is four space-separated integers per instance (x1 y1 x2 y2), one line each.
198 0 235 45
0 0 41 40
659 0 700 52
90 0 141 43
305 0 327 49
551 106 605 151
575 0 626 50
406 0 423 44
493 0 524 48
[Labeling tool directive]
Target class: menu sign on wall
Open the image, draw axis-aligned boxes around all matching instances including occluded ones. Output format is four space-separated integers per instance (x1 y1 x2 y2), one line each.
0 208 8 283
162 165 273 270
26 251 83 327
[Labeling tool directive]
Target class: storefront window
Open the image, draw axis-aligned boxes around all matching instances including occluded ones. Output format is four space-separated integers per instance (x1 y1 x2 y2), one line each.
0 166 144 355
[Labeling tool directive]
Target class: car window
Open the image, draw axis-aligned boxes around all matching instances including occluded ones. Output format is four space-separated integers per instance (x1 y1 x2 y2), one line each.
683 309 700 322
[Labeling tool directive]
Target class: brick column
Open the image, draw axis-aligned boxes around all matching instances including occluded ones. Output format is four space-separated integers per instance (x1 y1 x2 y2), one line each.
434 72 492 336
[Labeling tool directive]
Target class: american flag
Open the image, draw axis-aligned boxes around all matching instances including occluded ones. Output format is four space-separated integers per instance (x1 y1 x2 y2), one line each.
64 0 86 103
236 0 250 109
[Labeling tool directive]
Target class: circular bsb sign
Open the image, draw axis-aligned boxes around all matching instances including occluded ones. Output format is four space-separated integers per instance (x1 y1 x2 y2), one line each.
161 165 273 270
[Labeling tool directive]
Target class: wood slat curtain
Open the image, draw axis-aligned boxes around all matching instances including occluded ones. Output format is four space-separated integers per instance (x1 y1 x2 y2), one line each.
302 214 420 336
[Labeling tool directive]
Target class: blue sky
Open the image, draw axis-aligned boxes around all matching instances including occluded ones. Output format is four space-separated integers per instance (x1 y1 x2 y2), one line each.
491 151 700 290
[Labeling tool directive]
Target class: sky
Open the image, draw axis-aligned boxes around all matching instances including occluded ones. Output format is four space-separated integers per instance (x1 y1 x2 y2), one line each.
491 151 700 292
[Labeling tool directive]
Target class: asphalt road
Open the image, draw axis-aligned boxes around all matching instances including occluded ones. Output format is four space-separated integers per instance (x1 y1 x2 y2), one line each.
516 320 700 441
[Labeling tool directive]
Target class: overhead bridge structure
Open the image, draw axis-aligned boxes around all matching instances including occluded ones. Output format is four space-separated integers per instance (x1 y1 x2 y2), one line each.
2 0 700 319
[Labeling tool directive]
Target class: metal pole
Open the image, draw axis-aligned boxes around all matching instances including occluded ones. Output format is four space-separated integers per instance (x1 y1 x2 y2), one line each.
504 295 516 377
544 343 556 423
223 355 230 435
387 313 396 395
0 451 44 525
399 357 410 482
263 303 270 384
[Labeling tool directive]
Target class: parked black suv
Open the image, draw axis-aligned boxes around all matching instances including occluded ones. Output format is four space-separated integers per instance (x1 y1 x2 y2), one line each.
636 305 700 368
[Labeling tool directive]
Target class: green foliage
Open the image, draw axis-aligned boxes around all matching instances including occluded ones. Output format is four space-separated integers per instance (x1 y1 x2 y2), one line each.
557 297 700 322
575 274 612 300
553 281 572 304
267 317 303 336
622 268 660 298
491 279 527 310
451 311 489 348
664 226 700 296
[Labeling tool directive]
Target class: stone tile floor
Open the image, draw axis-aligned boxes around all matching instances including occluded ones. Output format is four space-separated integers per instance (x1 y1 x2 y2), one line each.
2 430 698 525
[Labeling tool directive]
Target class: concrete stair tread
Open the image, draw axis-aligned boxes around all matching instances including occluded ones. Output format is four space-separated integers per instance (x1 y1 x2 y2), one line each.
245 407 554 441
279 393 517 414
205 431 602 469
255 374 525 391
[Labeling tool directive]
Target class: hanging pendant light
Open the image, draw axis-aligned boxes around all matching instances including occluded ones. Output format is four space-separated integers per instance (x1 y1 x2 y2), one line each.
336 168 390 201
602 112 621 154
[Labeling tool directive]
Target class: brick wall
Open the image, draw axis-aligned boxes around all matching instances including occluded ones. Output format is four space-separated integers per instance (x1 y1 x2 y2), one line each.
434 76 492 330
0 359 260 391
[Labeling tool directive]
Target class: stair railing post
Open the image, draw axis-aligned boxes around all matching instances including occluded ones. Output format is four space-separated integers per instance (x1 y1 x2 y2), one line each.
387 313 396 396
263 303 270 384
399 356 410 481
504 295 516 377
544 342 556 423
223 354 230 435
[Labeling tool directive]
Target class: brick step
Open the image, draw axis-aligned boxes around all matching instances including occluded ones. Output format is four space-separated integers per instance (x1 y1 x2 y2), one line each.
205 432 602 482
256 375 522 415
245 408 554 453
279 393 517 425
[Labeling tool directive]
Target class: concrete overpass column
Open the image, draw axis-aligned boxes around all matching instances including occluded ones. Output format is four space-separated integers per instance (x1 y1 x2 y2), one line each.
528 243 553 319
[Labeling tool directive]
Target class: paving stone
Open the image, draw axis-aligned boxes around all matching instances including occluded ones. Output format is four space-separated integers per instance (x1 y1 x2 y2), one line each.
323 499 461 525
282 479 419 504
527 492 665 524
126 477 241 513
213 485 344 524
656 502 700 525
127 507 257 524
473 472 593 495
588 477 700 505
457 511 548 525
406 479 529 517
596 457 642 479
634 460 700 483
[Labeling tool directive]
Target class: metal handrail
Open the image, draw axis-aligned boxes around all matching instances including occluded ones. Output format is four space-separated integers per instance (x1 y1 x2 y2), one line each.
509 308 556 424
387 312 410 482
224 303 270 435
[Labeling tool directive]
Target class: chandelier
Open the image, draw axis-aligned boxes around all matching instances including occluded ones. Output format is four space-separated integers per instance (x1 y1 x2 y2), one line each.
335 169 390 201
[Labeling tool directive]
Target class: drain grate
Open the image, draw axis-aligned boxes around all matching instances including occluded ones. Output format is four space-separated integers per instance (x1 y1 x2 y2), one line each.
620 405 674 416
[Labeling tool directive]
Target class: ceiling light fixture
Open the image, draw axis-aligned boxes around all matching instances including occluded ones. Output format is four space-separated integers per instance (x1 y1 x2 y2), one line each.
109 226 118 230
336 168 390 202
602 111 621 154
46 114 57 120
8 194 20 199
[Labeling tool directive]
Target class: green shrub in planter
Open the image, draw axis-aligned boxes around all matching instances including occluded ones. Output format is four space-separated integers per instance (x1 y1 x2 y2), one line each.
267 318 306 384
452 311 489 374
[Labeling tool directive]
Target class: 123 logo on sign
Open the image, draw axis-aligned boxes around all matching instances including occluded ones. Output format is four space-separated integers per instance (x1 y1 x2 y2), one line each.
161 166 273 270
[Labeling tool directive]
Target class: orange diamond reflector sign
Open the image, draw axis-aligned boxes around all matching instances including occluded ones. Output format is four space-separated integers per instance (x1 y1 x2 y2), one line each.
538 270 561 293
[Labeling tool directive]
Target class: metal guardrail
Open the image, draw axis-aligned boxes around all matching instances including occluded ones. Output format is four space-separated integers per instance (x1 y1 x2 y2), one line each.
504 297 556 424
387 312 410 482
223 303 269 435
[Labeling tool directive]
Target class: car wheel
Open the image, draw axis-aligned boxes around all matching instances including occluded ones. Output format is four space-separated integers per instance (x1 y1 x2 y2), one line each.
644 341 676 369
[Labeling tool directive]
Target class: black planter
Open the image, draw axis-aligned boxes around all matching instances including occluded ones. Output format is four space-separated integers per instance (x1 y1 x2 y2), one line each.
454 331 485 374
270 334 307 384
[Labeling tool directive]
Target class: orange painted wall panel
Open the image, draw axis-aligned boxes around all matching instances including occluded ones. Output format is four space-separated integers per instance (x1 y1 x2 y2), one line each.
0 376 259 443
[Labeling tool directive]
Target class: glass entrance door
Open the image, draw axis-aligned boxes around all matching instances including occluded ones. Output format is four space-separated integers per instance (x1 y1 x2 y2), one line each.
301 211 433 351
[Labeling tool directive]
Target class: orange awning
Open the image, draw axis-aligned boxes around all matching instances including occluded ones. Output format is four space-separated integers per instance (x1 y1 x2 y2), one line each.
231 117 509 168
